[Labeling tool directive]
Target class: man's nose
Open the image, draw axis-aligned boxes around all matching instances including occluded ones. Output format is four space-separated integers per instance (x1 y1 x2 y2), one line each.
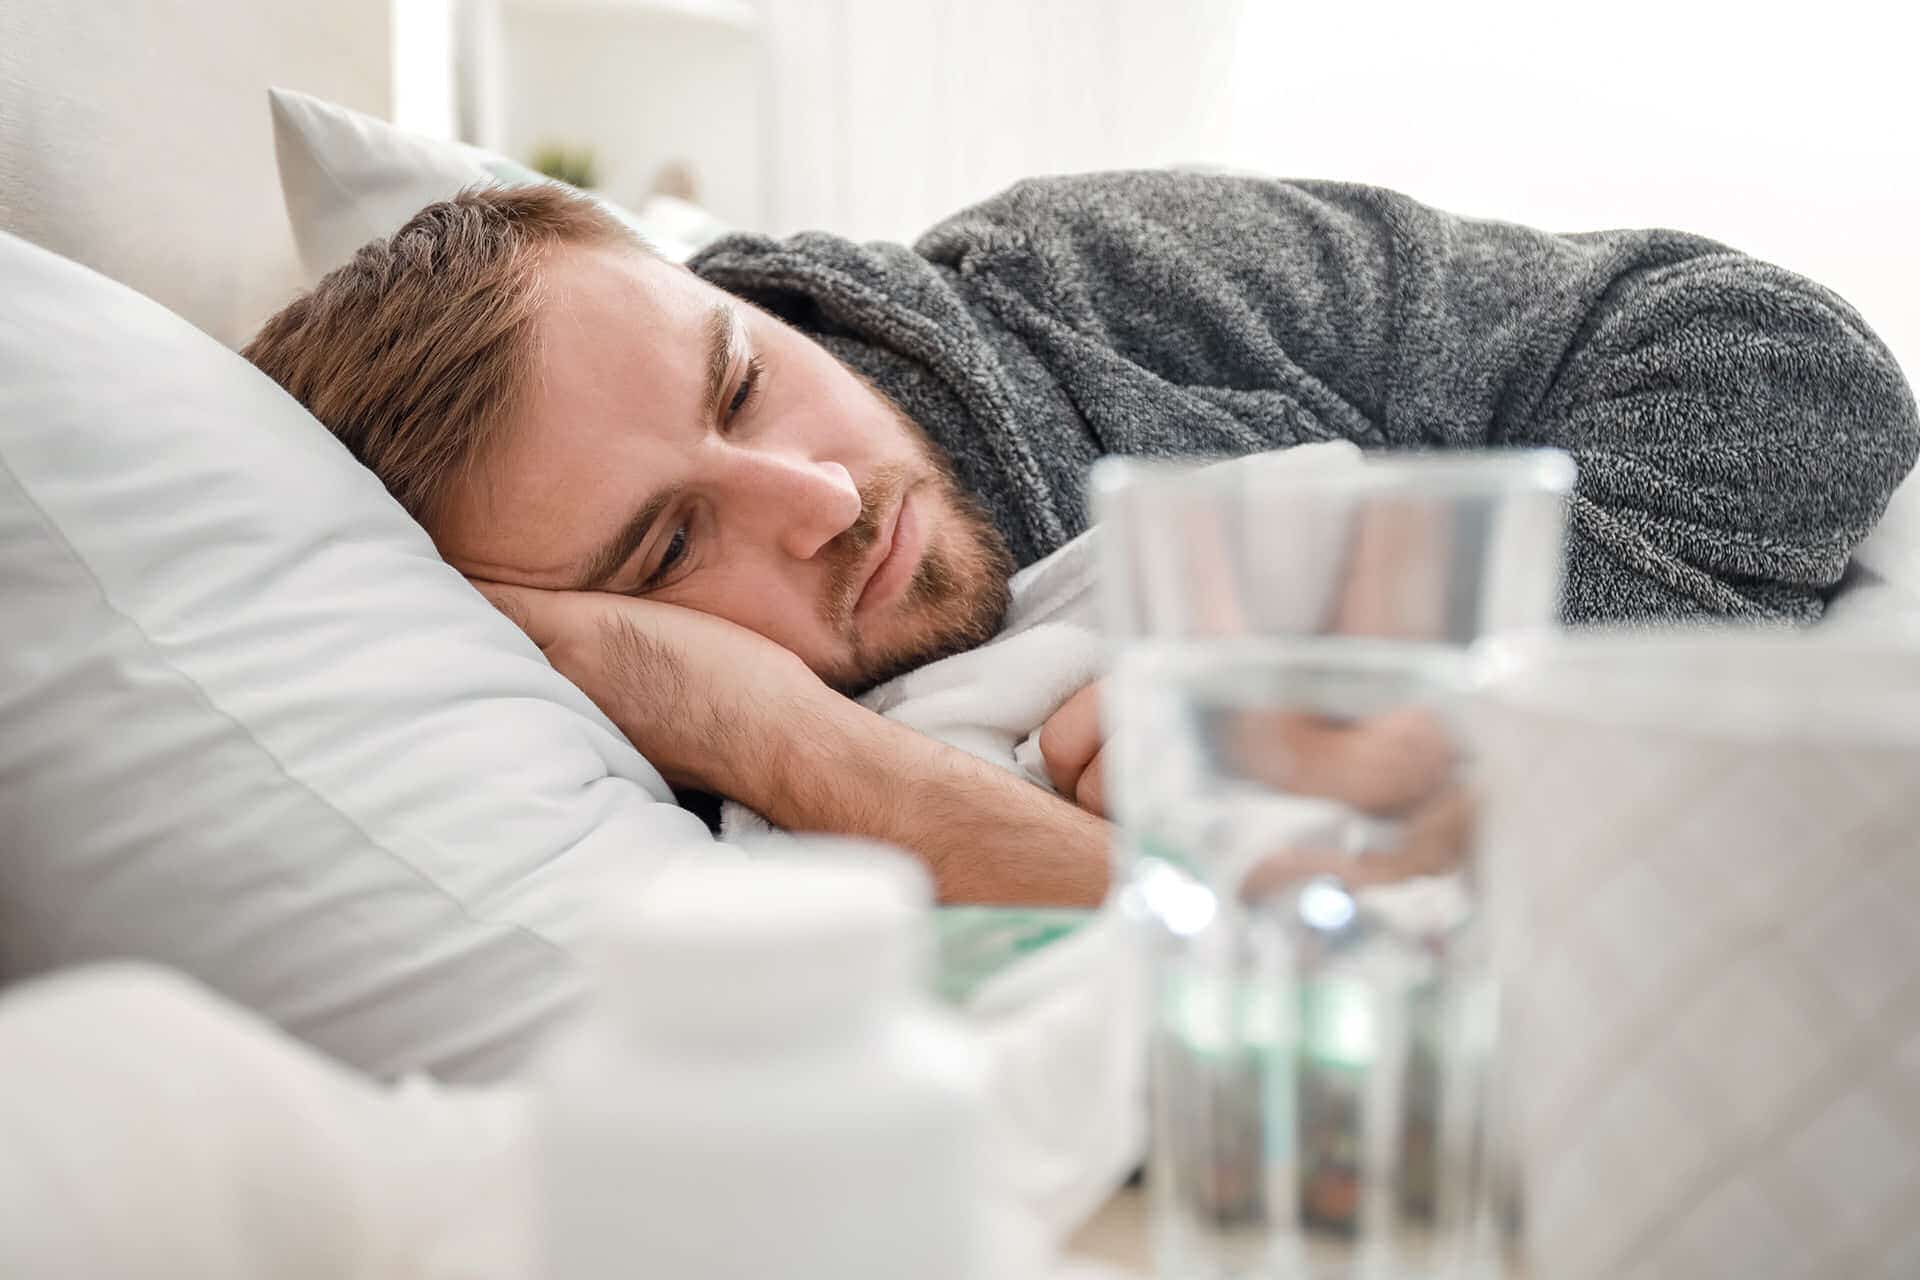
738 451 862 561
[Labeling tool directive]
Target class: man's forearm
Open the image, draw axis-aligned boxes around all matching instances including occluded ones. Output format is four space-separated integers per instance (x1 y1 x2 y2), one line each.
736 699 1111 907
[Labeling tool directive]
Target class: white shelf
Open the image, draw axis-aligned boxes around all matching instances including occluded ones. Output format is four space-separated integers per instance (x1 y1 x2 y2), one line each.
497 0 760 35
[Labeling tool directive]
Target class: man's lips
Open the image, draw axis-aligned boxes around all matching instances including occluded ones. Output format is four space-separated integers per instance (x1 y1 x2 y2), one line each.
854 486 921 618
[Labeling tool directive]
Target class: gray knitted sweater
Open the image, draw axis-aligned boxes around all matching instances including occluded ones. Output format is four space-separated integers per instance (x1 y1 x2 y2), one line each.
692 173 1919 623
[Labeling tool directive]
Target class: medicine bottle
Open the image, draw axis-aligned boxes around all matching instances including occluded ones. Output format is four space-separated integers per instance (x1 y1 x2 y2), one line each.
538 844 987 1279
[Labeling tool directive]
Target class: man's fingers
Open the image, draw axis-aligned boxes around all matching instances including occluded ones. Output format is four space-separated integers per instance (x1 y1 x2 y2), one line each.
1038 681 1104 799
1293 706 1453 814
1073 747 1107 819
1225 706 1454 816
1241 782 1476 902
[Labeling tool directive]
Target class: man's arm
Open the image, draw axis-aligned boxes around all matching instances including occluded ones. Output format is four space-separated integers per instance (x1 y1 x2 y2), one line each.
915 172 1920 622
744 695 1109 906
474 580 1110 906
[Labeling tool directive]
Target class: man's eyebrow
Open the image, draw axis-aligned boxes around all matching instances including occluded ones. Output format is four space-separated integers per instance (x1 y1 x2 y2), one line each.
569 304 734 592
702 302 737 425
572 485 681 592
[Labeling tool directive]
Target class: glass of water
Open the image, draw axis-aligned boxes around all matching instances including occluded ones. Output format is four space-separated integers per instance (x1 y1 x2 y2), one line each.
1093 448 1574 1279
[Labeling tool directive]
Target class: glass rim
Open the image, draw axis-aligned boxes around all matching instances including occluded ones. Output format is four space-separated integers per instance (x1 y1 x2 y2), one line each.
1090 446 1577 505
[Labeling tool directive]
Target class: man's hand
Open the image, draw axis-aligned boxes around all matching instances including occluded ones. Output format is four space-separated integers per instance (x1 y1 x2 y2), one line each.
1036 675 1470 889
474 580 1111 906
472 580 838 798
1039 679 1454 816
1038 682 1107 816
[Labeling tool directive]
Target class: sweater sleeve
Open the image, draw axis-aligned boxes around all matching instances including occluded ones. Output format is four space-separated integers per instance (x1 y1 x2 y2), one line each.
920 173 1920 623
1517 250 1920 621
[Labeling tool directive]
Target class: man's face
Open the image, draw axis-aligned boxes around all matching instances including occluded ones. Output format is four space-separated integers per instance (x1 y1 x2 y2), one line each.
436 242 1013 693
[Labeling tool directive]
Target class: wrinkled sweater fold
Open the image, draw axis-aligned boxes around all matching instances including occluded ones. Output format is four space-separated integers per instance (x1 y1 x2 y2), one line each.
693 172 1919 623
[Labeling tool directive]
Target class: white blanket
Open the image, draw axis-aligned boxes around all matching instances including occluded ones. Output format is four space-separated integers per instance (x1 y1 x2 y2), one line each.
720 528 1107 843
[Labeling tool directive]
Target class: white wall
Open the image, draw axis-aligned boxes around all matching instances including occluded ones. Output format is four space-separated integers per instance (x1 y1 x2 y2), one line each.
456 0 766 226
393 0 458 140
753 0 1247 243
0 0 392 345
1221 0 1920 376
443 0 1917 373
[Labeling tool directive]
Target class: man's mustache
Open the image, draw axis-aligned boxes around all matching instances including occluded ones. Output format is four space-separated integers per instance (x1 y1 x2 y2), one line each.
821 464 914 628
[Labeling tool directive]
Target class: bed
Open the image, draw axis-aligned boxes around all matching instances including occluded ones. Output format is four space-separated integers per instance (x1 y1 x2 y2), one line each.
3 5 1917 1276
0 1 1144 1260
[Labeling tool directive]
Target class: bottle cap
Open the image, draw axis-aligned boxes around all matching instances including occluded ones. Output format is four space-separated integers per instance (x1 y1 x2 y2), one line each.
591 839 932 1048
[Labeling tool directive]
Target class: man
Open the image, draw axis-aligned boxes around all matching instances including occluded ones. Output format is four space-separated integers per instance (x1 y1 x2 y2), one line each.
243 173 1919 904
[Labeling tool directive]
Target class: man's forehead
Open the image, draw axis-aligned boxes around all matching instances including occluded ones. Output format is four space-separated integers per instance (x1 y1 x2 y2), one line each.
541 241 713 337
530 246 739 416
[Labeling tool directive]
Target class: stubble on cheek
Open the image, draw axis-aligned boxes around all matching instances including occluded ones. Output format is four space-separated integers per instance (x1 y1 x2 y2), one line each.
833 497 1014 696
818 463 913 633
804 368 1015 692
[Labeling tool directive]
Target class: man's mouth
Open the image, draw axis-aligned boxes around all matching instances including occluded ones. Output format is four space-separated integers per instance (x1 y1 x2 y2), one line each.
854 484 923 619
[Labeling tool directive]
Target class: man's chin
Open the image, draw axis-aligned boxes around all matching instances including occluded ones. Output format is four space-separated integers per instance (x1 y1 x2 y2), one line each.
831 581 1013 698
831 634 976 700
832 649 958 700
818 452 1015 697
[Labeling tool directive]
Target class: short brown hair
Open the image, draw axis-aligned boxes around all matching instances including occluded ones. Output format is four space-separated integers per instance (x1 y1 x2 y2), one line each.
243 184 642 525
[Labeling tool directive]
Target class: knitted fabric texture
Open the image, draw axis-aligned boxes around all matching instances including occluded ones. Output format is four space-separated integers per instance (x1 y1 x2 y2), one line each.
692 173 1920 623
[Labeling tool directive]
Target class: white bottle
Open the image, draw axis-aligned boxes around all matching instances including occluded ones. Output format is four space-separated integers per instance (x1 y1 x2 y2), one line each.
537 843 988 1280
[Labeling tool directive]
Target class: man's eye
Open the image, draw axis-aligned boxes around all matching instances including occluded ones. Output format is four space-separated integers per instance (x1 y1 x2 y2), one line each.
640 525 689 591
725 355 765 424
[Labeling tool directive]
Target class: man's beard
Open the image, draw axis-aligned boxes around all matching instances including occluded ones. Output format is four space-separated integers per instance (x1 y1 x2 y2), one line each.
812 396 1015 696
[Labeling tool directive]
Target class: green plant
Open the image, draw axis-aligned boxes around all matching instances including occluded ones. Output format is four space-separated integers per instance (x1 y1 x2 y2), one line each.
528 142 599 191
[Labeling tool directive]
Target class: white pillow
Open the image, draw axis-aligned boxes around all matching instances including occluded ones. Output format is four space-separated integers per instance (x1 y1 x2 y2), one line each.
268 87 732 281
0 227 721 1082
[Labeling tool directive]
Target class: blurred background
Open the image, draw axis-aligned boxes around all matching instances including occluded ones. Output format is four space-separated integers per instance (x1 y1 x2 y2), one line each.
387 0 1918 371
